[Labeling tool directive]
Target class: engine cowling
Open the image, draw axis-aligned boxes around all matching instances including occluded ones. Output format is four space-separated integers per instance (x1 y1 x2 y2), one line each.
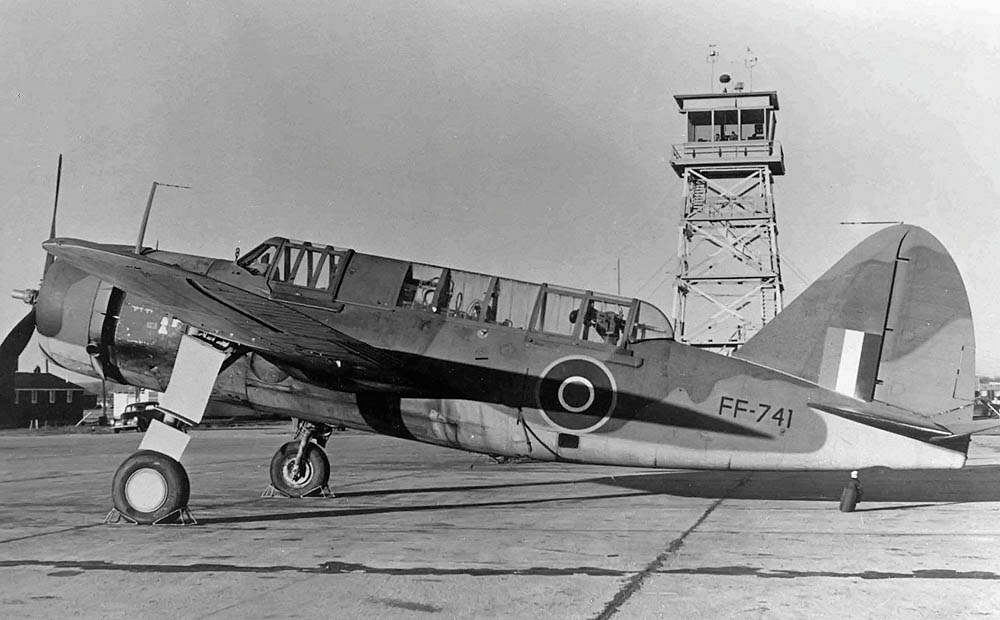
36 260 117 380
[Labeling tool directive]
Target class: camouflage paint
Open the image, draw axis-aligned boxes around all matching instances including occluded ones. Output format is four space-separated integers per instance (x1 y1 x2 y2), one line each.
37 225 977 472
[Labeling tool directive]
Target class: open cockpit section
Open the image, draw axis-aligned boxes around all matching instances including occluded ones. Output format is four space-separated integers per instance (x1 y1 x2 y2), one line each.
238 237 674 347
393 262 674 348
532 286 673 347
238 238 353 304
397 265 541 328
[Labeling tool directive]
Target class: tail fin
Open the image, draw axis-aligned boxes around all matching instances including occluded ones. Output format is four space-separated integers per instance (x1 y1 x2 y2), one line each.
735 225 975 416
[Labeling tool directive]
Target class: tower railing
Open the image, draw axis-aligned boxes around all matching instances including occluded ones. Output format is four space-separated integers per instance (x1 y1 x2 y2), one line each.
671 141 783 174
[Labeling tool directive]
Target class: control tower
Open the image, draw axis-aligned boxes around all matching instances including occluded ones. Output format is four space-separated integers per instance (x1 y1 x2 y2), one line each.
669 87 785 354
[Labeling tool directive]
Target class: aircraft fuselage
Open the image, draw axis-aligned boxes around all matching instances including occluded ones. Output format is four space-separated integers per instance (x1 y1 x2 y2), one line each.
35 242 967 473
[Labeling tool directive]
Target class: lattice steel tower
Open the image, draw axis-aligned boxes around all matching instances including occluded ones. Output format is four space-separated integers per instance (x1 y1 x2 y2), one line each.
669 88 785 354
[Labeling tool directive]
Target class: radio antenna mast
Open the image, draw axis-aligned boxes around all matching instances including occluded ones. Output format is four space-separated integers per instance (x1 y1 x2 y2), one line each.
135 181 191 254
744 46 758 91
707 44 719 92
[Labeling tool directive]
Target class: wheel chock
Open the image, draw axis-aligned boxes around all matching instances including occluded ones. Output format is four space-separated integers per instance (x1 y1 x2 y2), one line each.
103 506 198 525
260 484 334 499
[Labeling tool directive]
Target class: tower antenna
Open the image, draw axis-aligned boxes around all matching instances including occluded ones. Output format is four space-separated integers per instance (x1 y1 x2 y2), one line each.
744 46 758 91
707 44 719 92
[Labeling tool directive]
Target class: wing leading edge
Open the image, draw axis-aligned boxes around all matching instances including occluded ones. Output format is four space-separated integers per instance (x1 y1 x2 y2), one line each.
42 238 404 376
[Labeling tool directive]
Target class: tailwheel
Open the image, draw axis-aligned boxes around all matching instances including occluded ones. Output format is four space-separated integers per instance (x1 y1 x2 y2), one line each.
839 470 863 513
111 450 191 524
269 441 331 497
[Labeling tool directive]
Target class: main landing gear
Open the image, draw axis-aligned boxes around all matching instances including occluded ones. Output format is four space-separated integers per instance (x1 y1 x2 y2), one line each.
839 470 863 512
264 421 334 498
107 335 230 525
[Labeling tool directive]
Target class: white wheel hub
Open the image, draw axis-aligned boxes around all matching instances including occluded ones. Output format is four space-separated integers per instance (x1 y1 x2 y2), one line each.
284 458 313 487
125 468 168 512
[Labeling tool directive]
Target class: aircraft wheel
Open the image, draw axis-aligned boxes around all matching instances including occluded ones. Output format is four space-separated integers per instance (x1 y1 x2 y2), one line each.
269 441 330 497
839 473 862 513
112 450 190 524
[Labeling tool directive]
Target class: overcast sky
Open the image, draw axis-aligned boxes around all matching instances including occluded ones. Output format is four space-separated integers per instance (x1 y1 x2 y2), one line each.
3 0 1000 375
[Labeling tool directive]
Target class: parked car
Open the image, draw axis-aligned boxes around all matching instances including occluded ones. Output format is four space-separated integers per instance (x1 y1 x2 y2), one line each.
112 401 161 433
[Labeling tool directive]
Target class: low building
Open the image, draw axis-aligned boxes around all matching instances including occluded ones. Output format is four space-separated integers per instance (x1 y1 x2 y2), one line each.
0 368 98 428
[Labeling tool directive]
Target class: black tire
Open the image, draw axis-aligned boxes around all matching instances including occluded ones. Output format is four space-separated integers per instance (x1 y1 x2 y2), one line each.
269 441 330 497
112 450 190 524
113 428 121 434
839 481 861 513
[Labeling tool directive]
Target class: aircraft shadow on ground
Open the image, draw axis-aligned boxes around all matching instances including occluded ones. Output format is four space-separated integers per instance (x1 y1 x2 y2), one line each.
333 478 600 499
197 490 651 525
199 465 1000 525
595 464 1000 504
336 464 1000 505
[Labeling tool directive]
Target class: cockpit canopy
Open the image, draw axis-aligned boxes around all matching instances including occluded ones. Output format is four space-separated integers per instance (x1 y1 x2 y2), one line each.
238 238 351 288
239 237 673 347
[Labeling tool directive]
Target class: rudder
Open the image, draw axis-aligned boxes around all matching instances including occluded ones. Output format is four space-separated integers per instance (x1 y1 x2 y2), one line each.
735 225 975 416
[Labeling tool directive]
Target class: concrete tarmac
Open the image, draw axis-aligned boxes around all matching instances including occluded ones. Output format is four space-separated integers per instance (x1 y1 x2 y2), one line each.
2 427 1000 619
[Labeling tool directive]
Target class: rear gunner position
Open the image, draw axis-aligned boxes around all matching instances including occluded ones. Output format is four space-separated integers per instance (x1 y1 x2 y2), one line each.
6 188 995 523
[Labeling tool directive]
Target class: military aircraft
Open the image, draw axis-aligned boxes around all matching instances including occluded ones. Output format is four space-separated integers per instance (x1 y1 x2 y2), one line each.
3 164 993 523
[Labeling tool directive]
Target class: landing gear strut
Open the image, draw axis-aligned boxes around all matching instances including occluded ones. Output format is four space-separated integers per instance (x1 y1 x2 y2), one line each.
839 470 863 512
266 420 333 497
107 335 232 525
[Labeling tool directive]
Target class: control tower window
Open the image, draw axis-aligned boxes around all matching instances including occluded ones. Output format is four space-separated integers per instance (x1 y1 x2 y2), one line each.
688 111 713 142
741 109 766 140
714 110 738 141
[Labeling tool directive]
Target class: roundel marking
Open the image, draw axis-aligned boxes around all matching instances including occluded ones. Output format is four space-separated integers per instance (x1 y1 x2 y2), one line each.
536 355 617 433
558 376 595 413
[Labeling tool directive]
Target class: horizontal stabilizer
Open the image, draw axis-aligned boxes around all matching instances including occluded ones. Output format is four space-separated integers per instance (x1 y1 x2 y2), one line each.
808 402 950 442
926 419 1000 443
812 398 1000 450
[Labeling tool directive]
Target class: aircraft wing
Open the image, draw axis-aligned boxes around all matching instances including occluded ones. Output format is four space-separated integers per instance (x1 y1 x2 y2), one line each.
42 238 404 373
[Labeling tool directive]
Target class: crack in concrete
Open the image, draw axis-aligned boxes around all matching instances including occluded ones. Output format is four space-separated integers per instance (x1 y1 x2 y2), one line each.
591 474 752 620
0 524 104 545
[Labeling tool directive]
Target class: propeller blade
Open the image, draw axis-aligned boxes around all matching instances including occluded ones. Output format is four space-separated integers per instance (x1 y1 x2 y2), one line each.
44 154 62 273
0 309 36 373
0 309 37 405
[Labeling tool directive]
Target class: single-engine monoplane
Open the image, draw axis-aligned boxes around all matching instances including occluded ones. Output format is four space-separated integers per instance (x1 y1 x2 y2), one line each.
4 160 994 522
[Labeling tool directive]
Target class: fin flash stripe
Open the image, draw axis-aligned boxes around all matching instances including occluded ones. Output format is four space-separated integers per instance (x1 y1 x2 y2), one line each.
818 327 882 400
